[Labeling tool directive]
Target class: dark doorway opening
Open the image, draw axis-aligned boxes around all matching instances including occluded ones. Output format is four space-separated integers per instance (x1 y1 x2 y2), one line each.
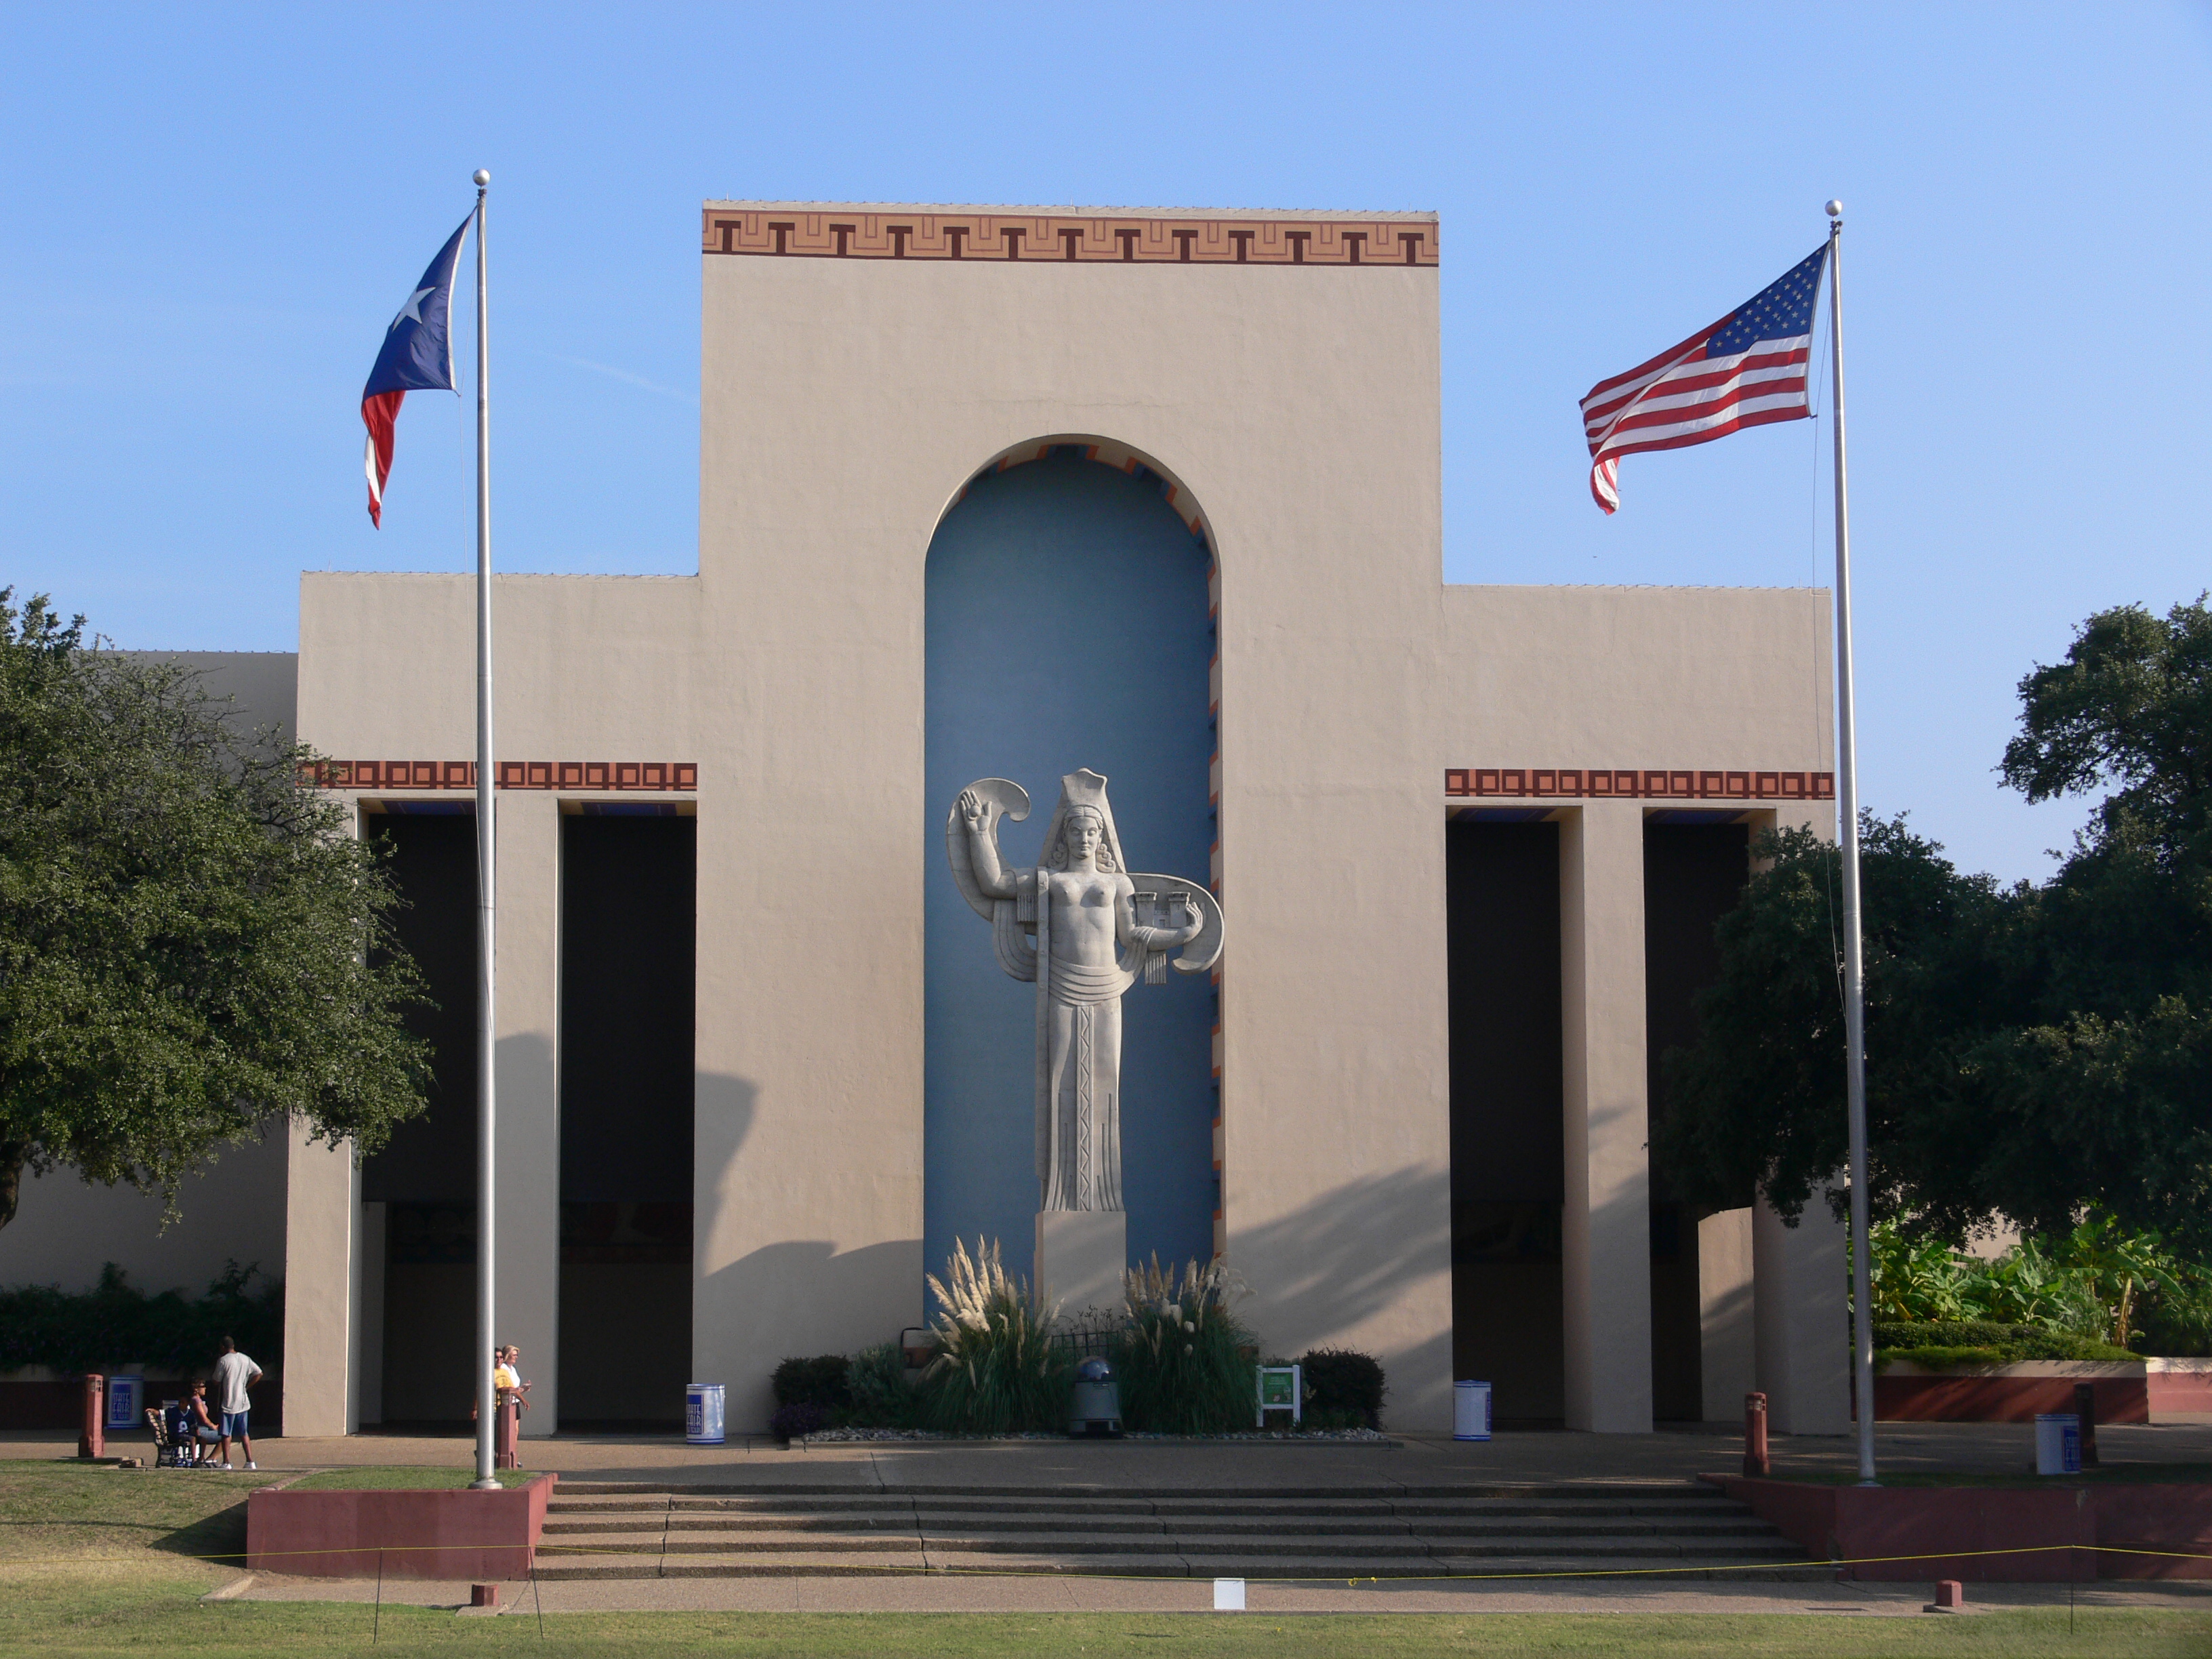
559 813 696 1428
1446 817 1565 1426
362 811 479 1425
1643 819 1751 1422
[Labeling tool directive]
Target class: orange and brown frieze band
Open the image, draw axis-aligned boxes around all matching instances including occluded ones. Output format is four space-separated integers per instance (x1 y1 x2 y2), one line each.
704 209 1438 268
304 760 696 792
1447 769 1834 802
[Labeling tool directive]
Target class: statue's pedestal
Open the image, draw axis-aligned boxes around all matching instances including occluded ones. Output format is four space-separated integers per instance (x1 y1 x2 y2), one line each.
1035 1210 1127 1319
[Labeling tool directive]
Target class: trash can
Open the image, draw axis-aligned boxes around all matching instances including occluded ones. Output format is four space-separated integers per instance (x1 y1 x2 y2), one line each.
2034 1412 2080 1475
1454 1379 1492 1442
686 1382 726 1446
1068 1356 1123 1439
106 1376 144 1433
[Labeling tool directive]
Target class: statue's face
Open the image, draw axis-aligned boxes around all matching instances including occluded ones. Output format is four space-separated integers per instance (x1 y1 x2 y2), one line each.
1065 811 1102 861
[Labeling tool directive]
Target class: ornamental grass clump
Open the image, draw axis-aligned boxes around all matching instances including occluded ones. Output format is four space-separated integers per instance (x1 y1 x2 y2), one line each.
921 1237 1067 1433
1113 1254 1256 1434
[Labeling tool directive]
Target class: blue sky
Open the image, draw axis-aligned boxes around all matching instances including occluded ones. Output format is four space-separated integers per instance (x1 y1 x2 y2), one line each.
1 4 2205 882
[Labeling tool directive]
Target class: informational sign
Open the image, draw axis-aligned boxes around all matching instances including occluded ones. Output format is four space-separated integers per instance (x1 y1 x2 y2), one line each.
1256 1364 1301 1427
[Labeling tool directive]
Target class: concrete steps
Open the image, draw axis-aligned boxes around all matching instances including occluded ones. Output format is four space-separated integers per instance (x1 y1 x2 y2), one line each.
530 1480 1823 1582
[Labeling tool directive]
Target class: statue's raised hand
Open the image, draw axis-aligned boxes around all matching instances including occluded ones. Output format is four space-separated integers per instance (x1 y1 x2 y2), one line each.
958 788 988 834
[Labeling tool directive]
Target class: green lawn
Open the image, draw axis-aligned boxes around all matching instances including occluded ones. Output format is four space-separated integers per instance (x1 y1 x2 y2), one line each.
0 1458 283 1574
7 1595 2205 1658
284 1467 542 1491
2 1461 2205 1656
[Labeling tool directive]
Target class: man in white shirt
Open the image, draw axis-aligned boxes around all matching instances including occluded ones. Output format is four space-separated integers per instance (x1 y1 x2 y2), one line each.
211 1336 262 1470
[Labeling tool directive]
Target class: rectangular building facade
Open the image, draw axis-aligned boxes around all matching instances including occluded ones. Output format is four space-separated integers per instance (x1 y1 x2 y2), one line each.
0 203 1848 1437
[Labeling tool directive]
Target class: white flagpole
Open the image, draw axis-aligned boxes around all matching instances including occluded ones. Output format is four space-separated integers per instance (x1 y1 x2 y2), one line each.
1824 199 1875 1486
469 167 501 1492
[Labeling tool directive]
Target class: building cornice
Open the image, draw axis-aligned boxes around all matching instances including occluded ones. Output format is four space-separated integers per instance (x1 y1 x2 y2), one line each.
703 203 1439 267
1447 769 1834 802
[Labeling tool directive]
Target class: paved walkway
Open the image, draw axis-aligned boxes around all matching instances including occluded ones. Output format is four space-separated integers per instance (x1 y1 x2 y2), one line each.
217 1568 2212 1617
14 1421 2212 1486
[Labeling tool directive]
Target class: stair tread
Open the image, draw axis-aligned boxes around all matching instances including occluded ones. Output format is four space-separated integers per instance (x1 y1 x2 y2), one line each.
665 1515 928 1533
542 1532 920 1553
919 1532 1435 1555
528 1481 1811 1584
659 1555 936 1578
920 1553 1195 1575
1418 1539 1811 1559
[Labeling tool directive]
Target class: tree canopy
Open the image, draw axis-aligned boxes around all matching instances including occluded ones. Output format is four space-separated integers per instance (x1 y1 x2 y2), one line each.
0 590 432 1231
1656 596 2212 1251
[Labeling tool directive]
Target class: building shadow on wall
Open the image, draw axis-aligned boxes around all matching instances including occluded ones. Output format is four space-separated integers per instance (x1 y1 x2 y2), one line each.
1227 1164 1454 1431
696 1238 924 1433
693 1070 924 1434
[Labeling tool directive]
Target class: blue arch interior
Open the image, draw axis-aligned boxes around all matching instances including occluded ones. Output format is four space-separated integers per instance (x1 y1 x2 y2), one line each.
924 451 1218 1296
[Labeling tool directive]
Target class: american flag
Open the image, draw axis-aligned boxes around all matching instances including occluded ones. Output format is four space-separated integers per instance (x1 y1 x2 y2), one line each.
1580 245 1829 514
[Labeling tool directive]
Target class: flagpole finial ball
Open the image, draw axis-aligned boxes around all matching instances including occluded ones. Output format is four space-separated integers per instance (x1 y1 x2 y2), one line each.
474 169 491 187
1824 199 1843 218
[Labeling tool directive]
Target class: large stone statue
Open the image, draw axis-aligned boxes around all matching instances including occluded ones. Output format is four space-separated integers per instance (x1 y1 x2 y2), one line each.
947 769 1224 1310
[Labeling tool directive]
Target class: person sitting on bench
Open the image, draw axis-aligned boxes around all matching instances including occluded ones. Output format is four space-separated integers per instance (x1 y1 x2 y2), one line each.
178 1381 221 1466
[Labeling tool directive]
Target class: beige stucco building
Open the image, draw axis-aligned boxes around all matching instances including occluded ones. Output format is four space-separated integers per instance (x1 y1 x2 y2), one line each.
1 203 1849 1438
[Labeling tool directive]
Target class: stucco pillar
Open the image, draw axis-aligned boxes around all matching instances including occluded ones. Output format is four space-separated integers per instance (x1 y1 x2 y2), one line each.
281 1128 357 1435
1753 1193 1850 1434
1698 1206 1756 1422
495 793 562 1435
1558 803 1652 1433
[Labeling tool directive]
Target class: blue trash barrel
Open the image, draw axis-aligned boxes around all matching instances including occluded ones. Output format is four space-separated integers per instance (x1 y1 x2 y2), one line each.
106 1376 144 1432
686 1382 725 1446
1454 1379 1492 1441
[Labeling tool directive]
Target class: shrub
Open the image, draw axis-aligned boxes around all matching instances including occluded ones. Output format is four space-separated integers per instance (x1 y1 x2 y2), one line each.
844 1340 920 1429
2140 1282 2212 1357
1113 1255 1255 1435
771 1354 851 1410
769 1400 831 1441
0 1261 281 1375
1298 1348 1386 1429
920 1237 1067 1434
1870 1212 2207 1350
1870 1319 2137 1367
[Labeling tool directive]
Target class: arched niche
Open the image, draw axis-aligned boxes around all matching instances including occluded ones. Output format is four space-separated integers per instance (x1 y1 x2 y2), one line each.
922 438 1220 1298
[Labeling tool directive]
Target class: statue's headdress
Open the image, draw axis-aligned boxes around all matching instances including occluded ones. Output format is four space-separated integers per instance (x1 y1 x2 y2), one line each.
1040 768 1127 872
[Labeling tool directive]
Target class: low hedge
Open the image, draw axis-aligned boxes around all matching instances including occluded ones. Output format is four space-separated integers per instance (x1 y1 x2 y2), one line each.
1298 1348 1386 1429
1872 1319 2137 1369
771 1354 851 1410
0 1261 281 1376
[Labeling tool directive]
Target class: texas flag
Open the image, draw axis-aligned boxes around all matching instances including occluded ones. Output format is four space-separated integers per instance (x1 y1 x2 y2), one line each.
361 216 470 526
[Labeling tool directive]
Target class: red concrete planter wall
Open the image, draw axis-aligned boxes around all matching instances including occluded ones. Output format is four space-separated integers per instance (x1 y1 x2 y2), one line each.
1714 1475 2212 1582
247 1472 556 1579
2150 1365 2212 1418
1875 1372 2148 1424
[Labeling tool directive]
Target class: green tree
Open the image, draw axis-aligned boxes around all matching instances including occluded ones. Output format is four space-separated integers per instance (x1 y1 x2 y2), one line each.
1652 814 2037 1236
1656 597 2212 1251
1975 597 2212 1244
0 590 432 1231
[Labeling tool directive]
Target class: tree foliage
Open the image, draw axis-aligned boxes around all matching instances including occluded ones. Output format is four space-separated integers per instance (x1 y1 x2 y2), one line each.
0 590 432 1229
1656 596 2212 1251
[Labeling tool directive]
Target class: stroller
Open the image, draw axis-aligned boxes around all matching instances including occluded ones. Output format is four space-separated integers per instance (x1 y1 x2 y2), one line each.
148 1399 209 1468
